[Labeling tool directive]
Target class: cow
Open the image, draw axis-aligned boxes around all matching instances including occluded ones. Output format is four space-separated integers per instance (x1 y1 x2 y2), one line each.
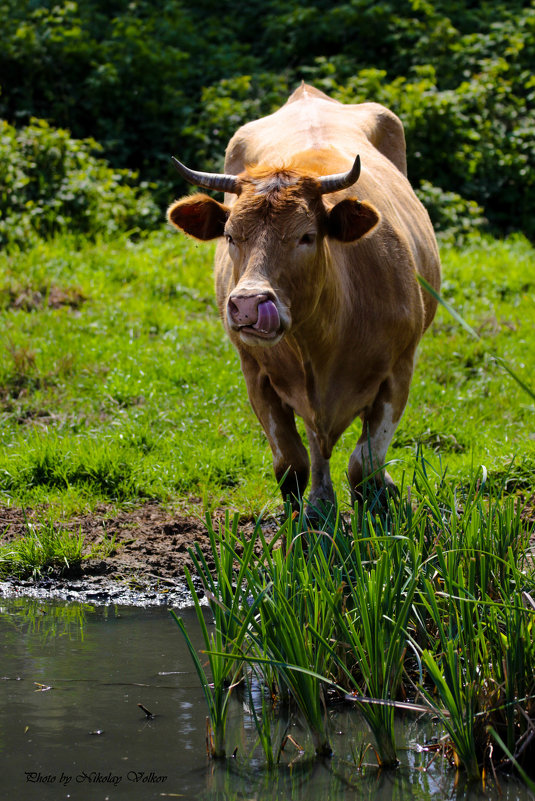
167 83 441 513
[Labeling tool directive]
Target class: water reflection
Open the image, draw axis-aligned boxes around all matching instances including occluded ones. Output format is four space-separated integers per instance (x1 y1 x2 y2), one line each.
0 599 530 801
0 597 89 643
199 756 528 801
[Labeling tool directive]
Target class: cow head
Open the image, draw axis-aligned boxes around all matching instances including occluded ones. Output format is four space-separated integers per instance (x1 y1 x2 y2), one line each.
167 155 379 346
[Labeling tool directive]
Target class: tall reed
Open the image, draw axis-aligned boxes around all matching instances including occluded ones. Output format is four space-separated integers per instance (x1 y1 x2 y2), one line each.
323 514 419 767
416 576 483 779
243 512 341 757
173 457 535 783
171 514 266 758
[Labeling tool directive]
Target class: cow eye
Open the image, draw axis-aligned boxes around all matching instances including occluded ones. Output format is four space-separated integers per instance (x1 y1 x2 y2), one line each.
298 233 315 246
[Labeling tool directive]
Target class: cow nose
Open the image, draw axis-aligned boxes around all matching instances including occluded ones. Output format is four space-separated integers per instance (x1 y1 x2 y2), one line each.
228 294 267 327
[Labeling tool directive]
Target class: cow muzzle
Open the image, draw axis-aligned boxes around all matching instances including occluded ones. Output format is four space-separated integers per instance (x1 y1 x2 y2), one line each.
227 293 282 342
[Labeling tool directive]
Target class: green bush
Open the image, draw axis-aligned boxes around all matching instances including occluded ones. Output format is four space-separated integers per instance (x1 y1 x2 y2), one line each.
0 117 159 248
415 182 487 245
182 74 291 172
1 1 534 239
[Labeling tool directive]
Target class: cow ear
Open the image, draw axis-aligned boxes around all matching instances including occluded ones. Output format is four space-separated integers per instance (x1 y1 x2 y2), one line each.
327 198 380 242
167 194 229 240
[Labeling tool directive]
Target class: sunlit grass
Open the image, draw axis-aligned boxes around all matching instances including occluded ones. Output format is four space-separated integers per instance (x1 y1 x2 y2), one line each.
0 513 85 578
175 458 535 784
0 230 534 522
0 510 118 579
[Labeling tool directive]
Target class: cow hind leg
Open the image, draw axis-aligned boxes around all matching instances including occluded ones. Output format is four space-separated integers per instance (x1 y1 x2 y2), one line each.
348 400 398 507
348 354 414 508
305 426 336 521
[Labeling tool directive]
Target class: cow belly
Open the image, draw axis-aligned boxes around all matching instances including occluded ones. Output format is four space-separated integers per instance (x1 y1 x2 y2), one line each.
262 361 384 460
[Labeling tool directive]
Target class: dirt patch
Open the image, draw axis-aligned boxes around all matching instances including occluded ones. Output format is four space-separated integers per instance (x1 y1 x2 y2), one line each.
7 285 87 312
0 503 275 606
0 503 254 578
74 503 223 579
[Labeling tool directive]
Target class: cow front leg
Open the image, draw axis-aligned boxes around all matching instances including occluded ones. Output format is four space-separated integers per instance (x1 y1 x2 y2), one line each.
268 404 310 506
241 363 310 506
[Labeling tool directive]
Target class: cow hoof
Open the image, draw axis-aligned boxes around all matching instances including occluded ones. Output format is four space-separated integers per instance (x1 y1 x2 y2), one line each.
305 498 337 528
351 475 398 514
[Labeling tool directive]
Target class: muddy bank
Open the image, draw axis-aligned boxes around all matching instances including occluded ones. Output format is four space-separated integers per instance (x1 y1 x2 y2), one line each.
0 572 195 607
1 497 533 607
0 503 275 607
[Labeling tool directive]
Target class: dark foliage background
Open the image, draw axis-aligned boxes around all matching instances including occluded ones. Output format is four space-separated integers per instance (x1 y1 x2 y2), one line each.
1 0 534 243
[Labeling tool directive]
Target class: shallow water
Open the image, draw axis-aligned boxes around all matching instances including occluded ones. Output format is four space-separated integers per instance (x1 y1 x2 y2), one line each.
0 598 531 801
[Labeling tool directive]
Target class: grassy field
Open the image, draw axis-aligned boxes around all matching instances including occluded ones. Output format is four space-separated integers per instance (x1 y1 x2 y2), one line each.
2 228 534 781
1 229 534 521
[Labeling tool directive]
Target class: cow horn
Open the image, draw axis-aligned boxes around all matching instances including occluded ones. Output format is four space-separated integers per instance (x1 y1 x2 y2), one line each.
171 156 239 193
318 154 361 194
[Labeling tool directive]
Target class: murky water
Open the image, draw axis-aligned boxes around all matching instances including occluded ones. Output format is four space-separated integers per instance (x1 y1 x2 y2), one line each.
0 598 531 801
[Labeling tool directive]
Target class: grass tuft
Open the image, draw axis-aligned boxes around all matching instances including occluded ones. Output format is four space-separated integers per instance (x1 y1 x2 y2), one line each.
0 513 85 578
175 458 535 783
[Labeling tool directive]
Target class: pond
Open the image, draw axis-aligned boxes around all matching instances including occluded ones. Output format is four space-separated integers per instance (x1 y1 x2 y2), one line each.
0 598 531 801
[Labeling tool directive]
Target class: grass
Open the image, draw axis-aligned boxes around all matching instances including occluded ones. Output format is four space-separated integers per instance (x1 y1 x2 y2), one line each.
0 511 117 578
0 230 534 523
0 514 84 578
0 231 266 515
176 459 535 783
1 227 534 785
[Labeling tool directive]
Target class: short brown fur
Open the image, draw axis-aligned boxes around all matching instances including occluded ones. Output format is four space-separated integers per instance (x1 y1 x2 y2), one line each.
167 84 441 510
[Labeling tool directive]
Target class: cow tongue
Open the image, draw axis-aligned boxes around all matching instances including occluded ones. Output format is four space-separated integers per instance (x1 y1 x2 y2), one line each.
252 300 280 335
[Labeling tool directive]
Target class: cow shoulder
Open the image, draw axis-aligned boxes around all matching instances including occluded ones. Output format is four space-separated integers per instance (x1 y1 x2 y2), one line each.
349 103 408 177
223 133 250 175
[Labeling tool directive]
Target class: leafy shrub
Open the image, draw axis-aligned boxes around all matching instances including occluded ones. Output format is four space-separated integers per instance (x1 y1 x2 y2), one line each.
416 182 487 245
182 74 291 172
0 0 534 239
0 118 159 248
319 59 534 239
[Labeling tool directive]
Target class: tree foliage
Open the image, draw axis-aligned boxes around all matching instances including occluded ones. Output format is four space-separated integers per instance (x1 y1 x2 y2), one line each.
1 0 534 239
0 117 158 248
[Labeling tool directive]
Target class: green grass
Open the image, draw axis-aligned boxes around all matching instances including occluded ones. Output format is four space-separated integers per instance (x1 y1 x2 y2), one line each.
1 229 534 521
1 228 534 783
405 235 535 483
176 461 535 782
0 231 269 515
0 513 84 578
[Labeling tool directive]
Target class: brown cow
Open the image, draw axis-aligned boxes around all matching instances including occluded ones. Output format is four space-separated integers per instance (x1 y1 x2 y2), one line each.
167 84 441 511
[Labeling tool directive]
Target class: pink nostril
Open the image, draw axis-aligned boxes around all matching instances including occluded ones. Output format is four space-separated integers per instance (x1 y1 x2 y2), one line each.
228 294 267 326
228 294 280 337
228 299 239 319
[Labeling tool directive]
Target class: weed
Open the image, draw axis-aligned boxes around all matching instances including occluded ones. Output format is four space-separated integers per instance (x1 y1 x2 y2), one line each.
0 513 85 578
176 459 535 785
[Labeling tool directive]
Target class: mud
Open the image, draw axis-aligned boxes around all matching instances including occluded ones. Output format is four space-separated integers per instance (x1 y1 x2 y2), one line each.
0 503 274 607
1 496 533 607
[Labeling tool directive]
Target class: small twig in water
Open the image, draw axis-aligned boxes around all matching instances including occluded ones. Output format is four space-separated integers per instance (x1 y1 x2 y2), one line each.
137 703 154 719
